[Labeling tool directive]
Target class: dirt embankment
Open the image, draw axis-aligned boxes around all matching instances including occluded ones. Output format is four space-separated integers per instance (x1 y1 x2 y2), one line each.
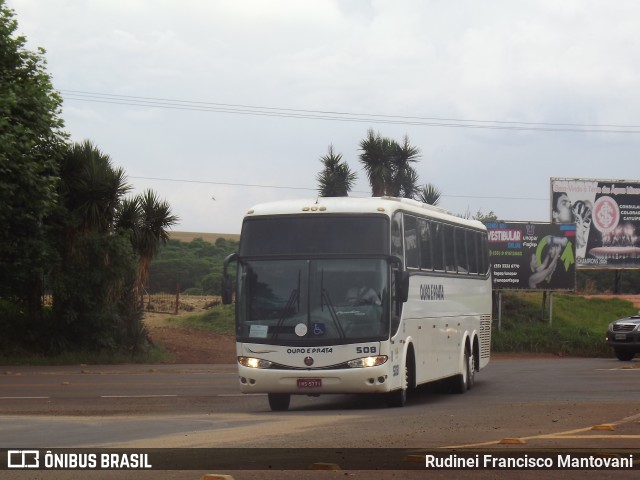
143 295 235 364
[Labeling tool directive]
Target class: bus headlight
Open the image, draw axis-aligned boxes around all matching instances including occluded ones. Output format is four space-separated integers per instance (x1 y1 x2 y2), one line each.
238 356 273 369
347 356 388 368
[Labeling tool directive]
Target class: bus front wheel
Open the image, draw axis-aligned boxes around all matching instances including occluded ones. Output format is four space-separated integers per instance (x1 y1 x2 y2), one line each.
268 393 291 411
386 360 411 408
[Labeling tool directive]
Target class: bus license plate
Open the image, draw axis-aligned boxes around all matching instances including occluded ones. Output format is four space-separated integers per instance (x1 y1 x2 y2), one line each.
297 378 322 388
615 333 627 340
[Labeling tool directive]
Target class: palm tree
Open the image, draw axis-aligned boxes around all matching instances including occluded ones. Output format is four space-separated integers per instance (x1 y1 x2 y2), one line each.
417 183 442 206
316 145 357 196
60 140 130 234
390 135 421 198
358 129 396 196
129 189 179 299
359 130 421 197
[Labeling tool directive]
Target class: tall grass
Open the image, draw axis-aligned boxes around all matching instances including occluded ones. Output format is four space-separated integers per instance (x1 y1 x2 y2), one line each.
163 304 235 336
493 292 637 356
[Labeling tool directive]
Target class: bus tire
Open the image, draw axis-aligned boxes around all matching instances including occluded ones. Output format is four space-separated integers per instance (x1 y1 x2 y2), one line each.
386 385 406 408
268 393 291 411
467 351 475 390
386 358 410 408
453 349 471 394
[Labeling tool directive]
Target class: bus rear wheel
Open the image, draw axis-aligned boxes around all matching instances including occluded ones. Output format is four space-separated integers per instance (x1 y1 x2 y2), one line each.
453 349 472 394
268 393 291 411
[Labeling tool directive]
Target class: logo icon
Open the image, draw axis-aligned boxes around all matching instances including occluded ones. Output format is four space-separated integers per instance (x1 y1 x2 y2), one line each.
593 196 620 233
7 450 39 469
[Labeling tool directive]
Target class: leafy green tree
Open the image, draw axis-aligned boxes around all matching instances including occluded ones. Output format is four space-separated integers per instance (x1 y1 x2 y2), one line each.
49 140 140 352
148 237 239 295
473 210 498 223
316 144 357 197
48 231 139 352
0 1 66 321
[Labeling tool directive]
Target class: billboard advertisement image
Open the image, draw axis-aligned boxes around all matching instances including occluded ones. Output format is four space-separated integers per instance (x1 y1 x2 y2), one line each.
486 221 576 291
550 178 640 269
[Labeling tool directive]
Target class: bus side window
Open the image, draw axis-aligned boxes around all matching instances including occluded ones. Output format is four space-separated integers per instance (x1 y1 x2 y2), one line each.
419 219 433 271
391 211 403 261
404 215 419 269
432 222 445 271
455 228 468 273
468 231 479 274
444 224 456 273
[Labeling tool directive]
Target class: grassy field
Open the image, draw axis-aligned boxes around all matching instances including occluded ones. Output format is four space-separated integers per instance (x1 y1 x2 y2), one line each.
150 304 235 336
493 292 637 356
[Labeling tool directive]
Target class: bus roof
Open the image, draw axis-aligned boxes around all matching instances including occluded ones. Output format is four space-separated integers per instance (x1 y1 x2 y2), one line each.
244 196 487 230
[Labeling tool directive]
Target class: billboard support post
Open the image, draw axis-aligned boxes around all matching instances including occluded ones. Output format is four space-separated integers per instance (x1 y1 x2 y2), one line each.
497 290 502 331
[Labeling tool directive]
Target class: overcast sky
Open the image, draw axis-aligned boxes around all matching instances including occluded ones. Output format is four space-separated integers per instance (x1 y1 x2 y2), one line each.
8 0 640 234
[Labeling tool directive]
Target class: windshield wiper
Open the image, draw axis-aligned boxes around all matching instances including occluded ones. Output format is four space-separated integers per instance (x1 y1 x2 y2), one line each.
320 269 345 339
272 270 301 341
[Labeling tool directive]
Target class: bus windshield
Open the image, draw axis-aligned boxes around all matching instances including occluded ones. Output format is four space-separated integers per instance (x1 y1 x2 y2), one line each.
237 258 389 345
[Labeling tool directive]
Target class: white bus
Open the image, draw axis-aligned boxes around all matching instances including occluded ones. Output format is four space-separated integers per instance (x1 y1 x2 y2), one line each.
222 196 492 411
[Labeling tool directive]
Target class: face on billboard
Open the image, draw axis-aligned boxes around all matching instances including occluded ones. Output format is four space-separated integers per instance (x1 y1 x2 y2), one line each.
552 193 573 223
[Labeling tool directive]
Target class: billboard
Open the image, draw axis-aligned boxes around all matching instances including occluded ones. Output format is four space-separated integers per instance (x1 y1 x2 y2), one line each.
550 178 640 269
486 221 576 291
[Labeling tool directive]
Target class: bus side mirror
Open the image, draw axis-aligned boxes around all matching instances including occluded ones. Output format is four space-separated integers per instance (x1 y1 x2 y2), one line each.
221 253 238 305
395 270 409 304
389 256 409 304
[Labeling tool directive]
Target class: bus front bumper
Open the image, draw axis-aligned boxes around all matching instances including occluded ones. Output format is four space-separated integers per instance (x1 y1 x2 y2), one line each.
237 364 395 394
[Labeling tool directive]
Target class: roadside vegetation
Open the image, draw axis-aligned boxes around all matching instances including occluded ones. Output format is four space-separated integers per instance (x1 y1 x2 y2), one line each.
1 3 178 361
1 290 637 364
493 292 637 357
149 304 235 336
144 291 637 358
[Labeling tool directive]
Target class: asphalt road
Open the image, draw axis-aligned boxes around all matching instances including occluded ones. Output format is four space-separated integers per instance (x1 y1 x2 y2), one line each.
1 356 640 479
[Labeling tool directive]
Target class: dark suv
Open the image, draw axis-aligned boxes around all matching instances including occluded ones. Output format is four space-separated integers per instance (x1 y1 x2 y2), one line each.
606 312 640 361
